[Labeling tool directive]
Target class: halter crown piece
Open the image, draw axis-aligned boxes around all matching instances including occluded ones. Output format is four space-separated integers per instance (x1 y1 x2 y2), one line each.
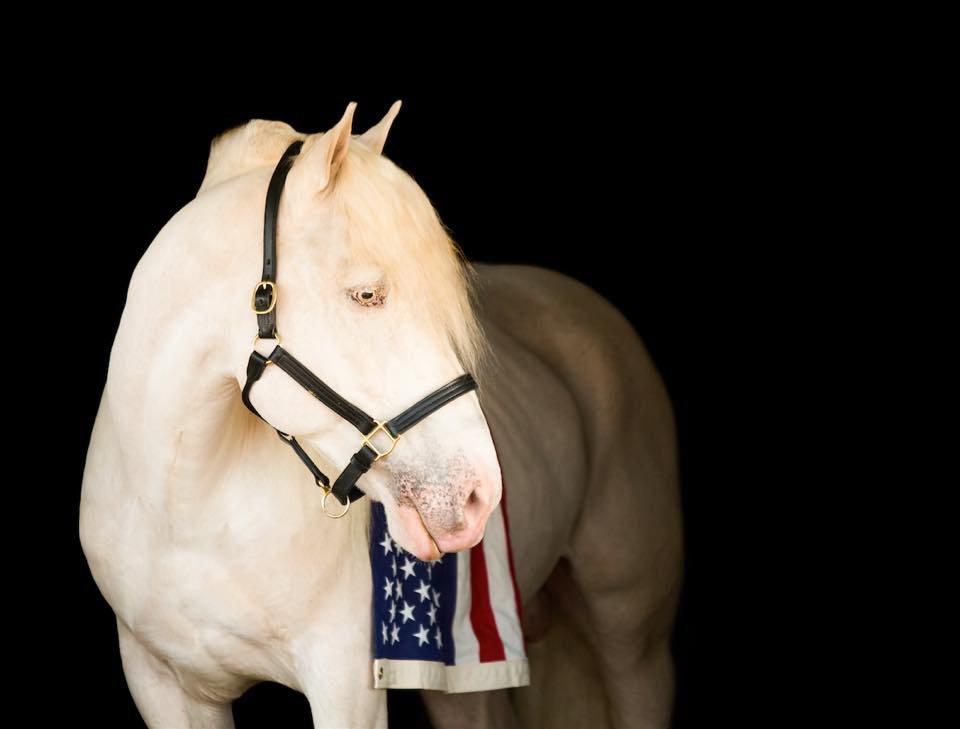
241 141 478 518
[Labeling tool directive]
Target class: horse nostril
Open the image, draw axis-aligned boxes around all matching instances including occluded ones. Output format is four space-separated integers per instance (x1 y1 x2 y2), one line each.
463 485 484 518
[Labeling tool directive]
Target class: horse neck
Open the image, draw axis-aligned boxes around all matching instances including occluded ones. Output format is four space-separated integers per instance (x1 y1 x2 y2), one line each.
105 189 277 508
106 262 374 573
105 270 212 458
104 184 374 572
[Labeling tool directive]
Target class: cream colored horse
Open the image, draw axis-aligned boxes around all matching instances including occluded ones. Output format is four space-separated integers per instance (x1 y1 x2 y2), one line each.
80 101 683 729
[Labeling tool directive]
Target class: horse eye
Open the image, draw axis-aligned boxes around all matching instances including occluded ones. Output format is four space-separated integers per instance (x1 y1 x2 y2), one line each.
349 284 386 307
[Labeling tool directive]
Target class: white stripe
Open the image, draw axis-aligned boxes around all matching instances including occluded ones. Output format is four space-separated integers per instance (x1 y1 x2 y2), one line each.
481 503 527 661
451 548 479 663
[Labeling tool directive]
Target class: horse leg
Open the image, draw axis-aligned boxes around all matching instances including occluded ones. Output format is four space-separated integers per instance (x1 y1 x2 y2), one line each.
565 458 684 729
299 627 388 729
117 618 237 729
302 678 387 729
421 689 522 729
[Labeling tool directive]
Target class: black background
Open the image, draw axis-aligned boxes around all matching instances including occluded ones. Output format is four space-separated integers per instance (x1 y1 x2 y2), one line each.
21 60 822 727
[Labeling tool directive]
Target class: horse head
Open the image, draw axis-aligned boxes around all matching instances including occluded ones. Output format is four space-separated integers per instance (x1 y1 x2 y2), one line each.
205 102 502 561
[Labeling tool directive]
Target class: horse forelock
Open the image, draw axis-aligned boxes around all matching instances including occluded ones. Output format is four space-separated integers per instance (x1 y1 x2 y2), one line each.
329 143 489 377
200 119 489 378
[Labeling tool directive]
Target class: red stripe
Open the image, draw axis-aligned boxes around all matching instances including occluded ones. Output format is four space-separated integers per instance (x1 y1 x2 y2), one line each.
485 422 525 628
497 474 524 628
469 533 506 662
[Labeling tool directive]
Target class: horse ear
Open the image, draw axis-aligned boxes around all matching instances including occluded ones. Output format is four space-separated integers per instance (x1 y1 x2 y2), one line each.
294 101 357 193
356 100 402 154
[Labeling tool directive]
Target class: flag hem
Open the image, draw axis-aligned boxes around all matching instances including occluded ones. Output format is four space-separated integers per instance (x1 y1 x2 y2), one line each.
372 657 530 693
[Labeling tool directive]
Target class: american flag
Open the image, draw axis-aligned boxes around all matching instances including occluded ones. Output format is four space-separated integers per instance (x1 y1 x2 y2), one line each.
369 479 529 692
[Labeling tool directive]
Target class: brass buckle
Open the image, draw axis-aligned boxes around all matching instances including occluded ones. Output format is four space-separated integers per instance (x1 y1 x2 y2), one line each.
251 281 277 314
362 420 401 461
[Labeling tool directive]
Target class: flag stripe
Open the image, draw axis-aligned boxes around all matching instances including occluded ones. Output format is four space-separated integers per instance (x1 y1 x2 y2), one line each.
497 468 525 629
481 502 526 660
451 549 479 665
488 428 524 629
469 537 506 662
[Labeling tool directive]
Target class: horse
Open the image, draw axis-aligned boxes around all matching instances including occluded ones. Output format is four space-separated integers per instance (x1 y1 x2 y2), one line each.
79 101 684 729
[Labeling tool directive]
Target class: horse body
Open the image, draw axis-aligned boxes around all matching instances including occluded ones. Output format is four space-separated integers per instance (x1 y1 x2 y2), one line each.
80 106 682 729
421 263 683 729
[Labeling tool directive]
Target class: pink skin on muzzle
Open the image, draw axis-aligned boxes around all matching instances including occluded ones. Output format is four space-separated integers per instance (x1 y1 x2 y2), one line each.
384 451 500 561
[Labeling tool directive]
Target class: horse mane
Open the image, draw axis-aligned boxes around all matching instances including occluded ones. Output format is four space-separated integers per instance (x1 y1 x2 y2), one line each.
198 120 306 194
198 118 489 376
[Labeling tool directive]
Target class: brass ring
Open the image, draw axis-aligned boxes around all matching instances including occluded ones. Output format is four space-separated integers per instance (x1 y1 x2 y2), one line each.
252 331 282 349
321 490 351 519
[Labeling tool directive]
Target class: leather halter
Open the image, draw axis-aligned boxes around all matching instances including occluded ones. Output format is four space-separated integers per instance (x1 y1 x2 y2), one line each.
241 141 478 517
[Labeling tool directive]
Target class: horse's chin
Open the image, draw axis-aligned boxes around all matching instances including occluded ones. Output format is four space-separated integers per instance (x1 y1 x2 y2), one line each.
389 502 444 562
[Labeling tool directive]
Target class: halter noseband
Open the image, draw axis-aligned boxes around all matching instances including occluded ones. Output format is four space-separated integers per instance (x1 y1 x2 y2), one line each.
241 141 478 518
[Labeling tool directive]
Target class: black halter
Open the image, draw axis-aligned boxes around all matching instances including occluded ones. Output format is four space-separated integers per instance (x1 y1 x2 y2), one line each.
241 141 478 517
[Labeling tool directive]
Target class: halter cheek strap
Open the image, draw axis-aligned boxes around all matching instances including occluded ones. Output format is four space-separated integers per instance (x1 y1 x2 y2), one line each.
252 140 301 340
241 141 478 516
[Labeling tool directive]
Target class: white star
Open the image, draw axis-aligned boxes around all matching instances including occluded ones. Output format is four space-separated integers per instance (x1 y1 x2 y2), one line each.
391 623 400 644
426 563 433 579
395 579 404 600
381 621 388 644
388 601 396 622
400 557 417 580
414 580 432 603
399 600 416 624
434 627 443 648
383 576 394 600
432 589 441 607
427 602 437 626
379 533 393 556
414 623 430 646
390 557 397 577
